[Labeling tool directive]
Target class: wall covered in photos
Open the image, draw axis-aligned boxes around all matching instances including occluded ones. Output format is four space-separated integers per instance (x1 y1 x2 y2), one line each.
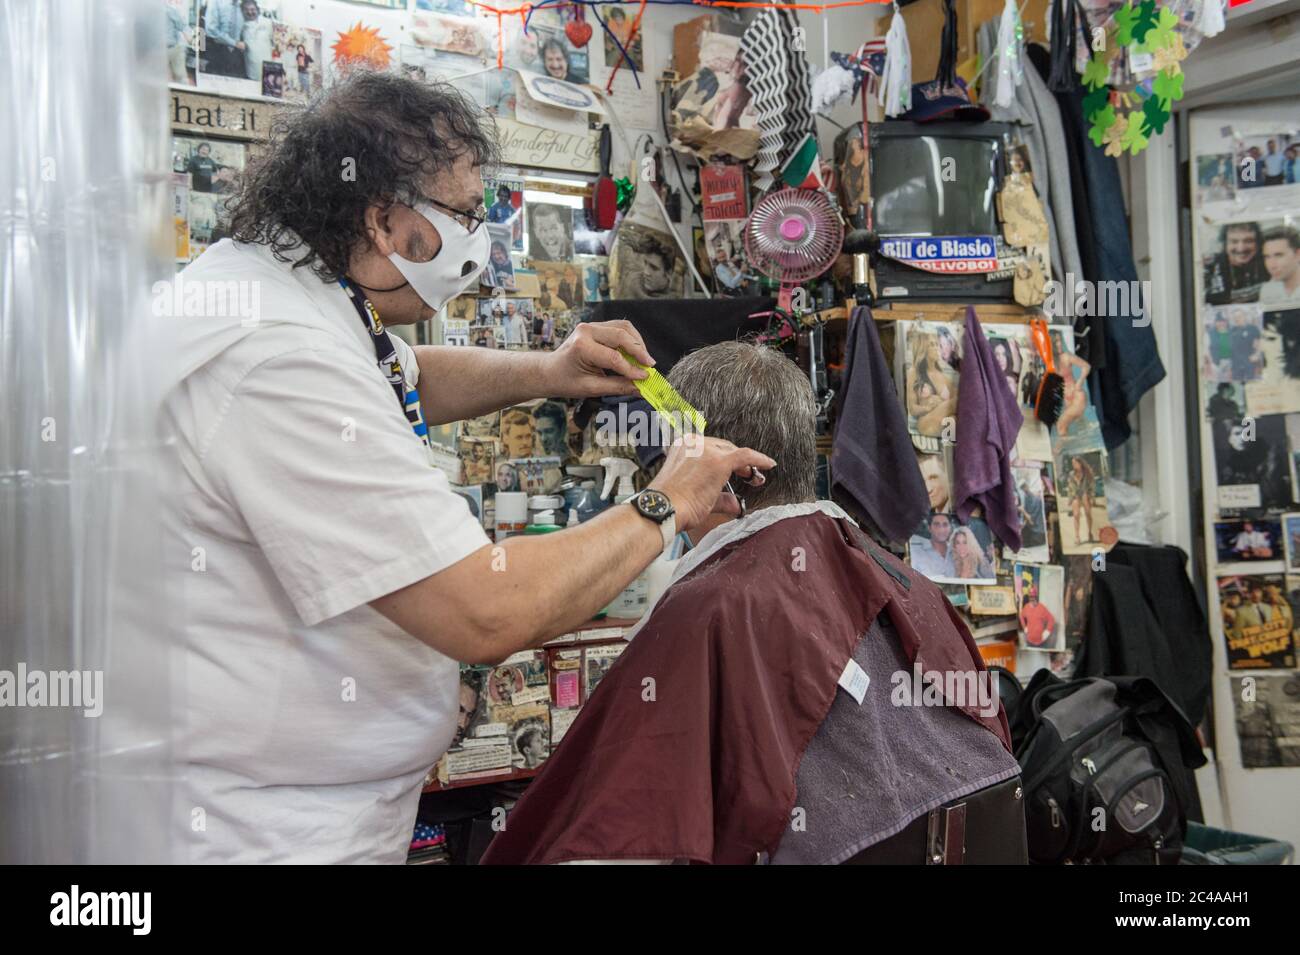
1188 101 1300 841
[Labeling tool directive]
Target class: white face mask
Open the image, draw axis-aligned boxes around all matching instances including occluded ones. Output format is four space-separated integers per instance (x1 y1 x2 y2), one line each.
387 202 489 310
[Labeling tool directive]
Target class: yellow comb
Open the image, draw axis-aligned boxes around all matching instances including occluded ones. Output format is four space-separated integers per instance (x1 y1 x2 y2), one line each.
620 348 707 435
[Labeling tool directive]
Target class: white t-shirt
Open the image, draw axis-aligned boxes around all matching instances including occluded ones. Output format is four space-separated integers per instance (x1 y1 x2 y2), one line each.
162 240 489 863
1259 278 1300 308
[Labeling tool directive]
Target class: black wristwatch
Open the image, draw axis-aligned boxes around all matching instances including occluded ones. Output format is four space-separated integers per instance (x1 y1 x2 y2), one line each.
630 489 676 552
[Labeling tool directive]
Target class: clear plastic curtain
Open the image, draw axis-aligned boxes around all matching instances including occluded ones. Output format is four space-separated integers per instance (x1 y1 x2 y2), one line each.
0 0 176 862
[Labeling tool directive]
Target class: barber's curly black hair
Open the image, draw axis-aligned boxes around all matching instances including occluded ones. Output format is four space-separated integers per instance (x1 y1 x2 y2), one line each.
227 70 499 282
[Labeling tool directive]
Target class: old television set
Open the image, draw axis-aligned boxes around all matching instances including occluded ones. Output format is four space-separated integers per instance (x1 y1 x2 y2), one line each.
868 120 1016 302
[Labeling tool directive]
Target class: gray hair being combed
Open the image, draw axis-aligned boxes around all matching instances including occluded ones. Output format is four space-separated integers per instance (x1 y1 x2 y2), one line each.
667 341 816 509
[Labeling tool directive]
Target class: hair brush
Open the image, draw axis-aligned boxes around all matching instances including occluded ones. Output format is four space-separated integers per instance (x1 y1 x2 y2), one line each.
1029 317 1065 426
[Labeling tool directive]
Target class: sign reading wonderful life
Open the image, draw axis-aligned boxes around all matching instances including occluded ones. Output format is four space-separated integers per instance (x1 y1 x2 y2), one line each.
496 119 599 174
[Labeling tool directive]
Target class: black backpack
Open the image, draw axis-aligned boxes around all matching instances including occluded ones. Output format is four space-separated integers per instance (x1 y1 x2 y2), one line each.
998 670 1206 865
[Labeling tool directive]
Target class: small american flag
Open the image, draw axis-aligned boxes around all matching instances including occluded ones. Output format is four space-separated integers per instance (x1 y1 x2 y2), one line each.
832 39 888 102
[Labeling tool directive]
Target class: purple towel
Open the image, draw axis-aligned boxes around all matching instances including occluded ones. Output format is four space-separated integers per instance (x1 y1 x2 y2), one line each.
953 307 1023 552
832 306 930 543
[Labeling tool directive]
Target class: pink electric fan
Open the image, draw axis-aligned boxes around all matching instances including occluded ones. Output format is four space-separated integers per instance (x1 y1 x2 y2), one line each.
742 188 844 314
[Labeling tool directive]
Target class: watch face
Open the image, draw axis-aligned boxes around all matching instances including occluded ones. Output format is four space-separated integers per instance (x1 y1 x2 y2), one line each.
637 490 673 521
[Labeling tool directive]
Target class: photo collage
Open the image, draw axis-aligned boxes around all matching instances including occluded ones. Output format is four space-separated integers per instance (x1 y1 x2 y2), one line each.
897 319 1111 677
1194 118 1300 763
429 638 628 788
168 0 660 131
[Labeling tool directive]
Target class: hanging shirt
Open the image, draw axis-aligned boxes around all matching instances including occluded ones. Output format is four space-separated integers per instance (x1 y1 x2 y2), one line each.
159 238 489 863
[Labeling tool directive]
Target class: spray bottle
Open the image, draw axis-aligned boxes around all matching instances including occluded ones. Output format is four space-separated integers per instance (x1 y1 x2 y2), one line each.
599 457 639 505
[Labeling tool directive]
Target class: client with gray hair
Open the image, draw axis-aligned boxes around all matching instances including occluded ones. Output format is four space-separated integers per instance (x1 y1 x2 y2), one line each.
483 342 1024 866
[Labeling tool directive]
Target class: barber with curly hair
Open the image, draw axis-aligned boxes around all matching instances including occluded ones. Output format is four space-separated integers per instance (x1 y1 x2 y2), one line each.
160 72 773 863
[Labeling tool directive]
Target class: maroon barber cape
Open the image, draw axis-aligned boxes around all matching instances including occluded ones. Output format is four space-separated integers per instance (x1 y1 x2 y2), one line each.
481 512 1011 865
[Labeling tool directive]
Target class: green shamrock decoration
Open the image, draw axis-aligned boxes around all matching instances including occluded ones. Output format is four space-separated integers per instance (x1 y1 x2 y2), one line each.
1121 116 1150 155
1141 93 1171 135
1151 66 1184 106
1131 0 1159 44
1140 8 1179 52
1083 85 1111 121
1083 0 1189 155
1089 104 1118 148
1113 1 1139 46
1082 54 1111 91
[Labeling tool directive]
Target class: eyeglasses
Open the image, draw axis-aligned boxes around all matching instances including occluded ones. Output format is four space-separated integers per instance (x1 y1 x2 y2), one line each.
425 197 488 234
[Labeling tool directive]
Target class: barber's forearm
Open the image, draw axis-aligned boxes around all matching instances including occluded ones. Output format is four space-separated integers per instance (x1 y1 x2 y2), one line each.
372 505 663 665
489 505 664 655
413 345 548 423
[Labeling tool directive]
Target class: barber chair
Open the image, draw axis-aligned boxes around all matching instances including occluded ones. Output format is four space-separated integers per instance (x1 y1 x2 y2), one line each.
842 775 1028 865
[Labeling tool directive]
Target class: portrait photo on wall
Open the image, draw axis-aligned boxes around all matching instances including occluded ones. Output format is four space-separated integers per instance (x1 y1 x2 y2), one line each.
526 201 575 262
1008 466 1050 564
260 60 287 98
459 436 496 486
165 0 199 86
485 178 525 249
1061 554 1093 655
915 447 954 515
172 136 244 195
533 261 586 310
1205 380 1247 420
1015 562 1065 652
499 405 538 460
610 222 685 300
1285 513 1300 571
1246 307 1300 416
981 334 1023 408
497 457 564 494
1047 328 1104 457
1213 411 1293 513
1214 519 1283 563
196 0 285 95
702 220 748 295
505 11 589 84
531 401 570 458
1196 153 1236 204
476 298 534 348
1201 218 1300 307
536 24 590 85
410 10 485 58
602 6 645 74
272 22 323 100
1217 574 1298 670
1230 672 1300 768
481 225 518 290
583 260 612 302
507 706 552 771
901 321 961 440
1055 450 1109 555
907 510 998 585
1203 304 1264 384
834 122 869 231
1233 132 1297 190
